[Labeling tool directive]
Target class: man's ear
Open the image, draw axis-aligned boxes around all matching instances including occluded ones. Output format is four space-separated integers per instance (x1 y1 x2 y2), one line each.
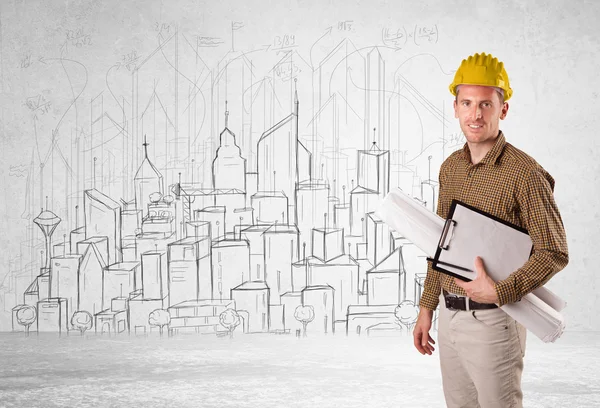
499 102 509 120
453 99 458 119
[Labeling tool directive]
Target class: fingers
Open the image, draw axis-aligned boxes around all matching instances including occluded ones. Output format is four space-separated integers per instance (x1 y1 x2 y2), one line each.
413 329 425 354
413 329 436 355
474 256 485 274
423 335 436 355
421 340 435 355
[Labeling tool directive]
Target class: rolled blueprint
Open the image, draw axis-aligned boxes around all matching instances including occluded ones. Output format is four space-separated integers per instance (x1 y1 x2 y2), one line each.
503 294 565 343
375 187 566 343
375 188 445 258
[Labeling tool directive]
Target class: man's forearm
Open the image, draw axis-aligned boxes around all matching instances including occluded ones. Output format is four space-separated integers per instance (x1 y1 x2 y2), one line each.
494 248 569 306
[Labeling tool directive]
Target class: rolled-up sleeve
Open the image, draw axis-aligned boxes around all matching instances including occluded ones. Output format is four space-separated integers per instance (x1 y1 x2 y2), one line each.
494 168 569 306
420 260 442 311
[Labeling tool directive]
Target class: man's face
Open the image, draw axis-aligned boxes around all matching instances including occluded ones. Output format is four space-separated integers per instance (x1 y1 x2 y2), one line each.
453 84 509 146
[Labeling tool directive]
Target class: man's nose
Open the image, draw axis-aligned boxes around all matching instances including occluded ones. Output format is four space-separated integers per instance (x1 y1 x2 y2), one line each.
470 105 482 120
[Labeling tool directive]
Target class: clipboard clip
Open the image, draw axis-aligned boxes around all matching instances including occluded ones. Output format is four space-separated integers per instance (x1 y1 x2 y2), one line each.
438 219 457 250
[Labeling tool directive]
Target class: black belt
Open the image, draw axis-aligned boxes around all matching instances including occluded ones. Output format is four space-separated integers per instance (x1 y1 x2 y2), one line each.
443 289 498 311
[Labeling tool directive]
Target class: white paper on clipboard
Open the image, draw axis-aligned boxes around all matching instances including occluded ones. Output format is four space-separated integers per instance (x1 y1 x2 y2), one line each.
434 200 533 283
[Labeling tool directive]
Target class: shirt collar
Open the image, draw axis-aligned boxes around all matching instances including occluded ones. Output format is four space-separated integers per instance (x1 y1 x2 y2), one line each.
462 131 506 165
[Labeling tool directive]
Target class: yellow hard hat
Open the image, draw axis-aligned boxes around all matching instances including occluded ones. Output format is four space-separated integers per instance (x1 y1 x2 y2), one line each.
449 52 512 101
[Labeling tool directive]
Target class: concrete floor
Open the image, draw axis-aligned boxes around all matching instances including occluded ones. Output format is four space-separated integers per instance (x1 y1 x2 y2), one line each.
0 330 598 407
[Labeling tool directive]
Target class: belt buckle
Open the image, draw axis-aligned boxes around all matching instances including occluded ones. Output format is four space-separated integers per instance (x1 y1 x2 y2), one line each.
445 293 470 311
445 293 460 311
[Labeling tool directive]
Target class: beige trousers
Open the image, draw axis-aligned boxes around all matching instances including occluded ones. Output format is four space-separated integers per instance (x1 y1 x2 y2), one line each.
438 294 527 408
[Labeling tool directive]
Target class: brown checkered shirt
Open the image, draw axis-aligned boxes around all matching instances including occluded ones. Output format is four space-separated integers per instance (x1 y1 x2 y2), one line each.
419 131 569 310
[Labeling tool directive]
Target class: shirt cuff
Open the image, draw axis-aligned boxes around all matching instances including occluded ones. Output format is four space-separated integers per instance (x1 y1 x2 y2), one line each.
494 278 518 306
418 291 440 311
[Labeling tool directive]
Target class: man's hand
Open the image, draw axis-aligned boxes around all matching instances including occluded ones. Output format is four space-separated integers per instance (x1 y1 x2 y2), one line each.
413 308 435 355
454 256 499 304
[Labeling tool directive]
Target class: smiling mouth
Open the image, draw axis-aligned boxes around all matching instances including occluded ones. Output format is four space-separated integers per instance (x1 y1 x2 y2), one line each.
468 124 483 129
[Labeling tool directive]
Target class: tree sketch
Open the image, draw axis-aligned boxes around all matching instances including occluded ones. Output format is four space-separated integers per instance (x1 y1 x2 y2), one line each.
71 310 93 335
219 308 241 338
16 305 37 336
394 300 419 333
148 309 171 337
294 305 315 337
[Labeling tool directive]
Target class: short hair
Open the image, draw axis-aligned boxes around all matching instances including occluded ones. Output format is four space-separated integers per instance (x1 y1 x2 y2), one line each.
455 85 505 104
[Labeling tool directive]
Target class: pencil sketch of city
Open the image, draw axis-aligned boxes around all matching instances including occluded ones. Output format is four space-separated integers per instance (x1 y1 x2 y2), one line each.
1 15 452 340
2 1 597 407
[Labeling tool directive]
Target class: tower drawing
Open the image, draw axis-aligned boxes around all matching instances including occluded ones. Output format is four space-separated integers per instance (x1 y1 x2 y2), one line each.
349 141 390 236
33 208 61 269
134 136 165 216
212 103 247 192
256 88 300 222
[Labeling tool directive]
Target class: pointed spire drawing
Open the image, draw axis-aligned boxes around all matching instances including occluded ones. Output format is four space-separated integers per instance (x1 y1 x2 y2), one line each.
143 135 149 158
134 135 164 214
370 132 381 151
256 78 305 217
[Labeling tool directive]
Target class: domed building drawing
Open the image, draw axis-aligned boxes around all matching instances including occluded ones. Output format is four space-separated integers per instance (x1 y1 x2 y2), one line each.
212 103 247 192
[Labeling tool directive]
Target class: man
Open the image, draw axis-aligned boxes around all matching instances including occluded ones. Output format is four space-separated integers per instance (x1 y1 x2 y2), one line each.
413 52 569 408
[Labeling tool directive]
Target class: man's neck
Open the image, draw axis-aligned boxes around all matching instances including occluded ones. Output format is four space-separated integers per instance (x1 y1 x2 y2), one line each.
467 137 498 165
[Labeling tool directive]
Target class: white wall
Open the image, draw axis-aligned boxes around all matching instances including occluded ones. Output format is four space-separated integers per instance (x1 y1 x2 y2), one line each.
1 0 598 330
